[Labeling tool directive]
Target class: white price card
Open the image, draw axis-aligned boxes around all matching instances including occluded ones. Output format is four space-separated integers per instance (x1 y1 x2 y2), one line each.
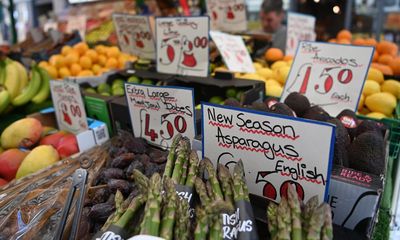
112 13 133 54
156 16 209 77
50 80 88 134
206 0 247 32
286 12 316 56
125 83 196 149
66 15 87 39
281 41 374 116
210 31 255 73
202 103 335 204
125 14 156 60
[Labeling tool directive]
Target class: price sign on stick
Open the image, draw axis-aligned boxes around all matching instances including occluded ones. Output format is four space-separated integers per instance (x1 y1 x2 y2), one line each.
125 83 196 149
210 31 255 73
281 41 374 116
50 81 88 134
286 12 316 56
66 15 87 39
206 0 247 32
202 103 335 203
125 15 156 60
113 13 133 54
156 17 209 77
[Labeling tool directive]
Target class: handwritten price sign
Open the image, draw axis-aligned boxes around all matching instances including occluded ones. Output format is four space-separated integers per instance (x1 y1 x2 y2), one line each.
113 13 133 54
125 83 196 149
126 15 155 60
156 17 209 77
281 41 374 116
286 12 316 56
202 103 335 203
66 15 87 39
50 81 88 134
206 0 247 32
210 31 255 73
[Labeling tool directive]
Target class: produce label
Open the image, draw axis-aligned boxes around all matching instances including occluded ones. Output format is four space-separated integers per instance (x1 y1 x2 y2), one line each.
281 41 374 116
286 12 316 56
66 15 87 39
210 31 255 73
125 83 196 149
50 80 88 134
202 103 335 203
125 14 156 60
206 0 247 32
112 13 134 55
155 16 209 77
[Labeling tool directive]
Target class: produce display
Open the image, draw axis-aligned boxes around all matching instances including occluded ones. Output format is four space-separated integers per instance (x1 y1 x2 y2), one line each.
0 59 50 114
267 185 333 240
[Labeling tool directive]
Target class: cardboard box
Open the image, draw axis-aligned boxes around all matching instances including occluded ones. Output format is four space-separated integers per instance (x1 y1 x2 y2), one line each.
28 108 109 153
84 93 116 136
328 165 383 238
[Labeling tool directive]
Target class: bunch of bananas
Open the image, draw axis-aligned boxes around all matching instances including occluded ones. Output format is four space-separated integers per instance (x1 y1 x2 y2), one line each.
0 59 50 114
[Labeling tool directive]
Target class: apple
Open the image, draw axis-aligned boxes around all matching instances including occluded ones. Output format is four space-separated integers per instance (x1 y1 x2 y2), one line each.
57 134 79 158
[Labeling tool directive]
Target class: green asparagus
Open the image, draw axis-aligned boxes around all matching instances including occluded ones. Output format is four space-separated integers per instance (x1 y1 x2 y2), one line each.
140 173 162 236
306 204 325 240
175 197 190 240
114 194 146 229
321 203 333 240
185 150 199 187
180 154 189 185
131 169 149 194
194 177 211 207
160 177 178 240
203 158 224 200
209 215 222 240
100 190 125 231
164 134 182 178
287 185 302 240
171 137 190 183
302 195 319 237
194 208 209 240
267 202 279 240
277 197 292 240
217 164 234 206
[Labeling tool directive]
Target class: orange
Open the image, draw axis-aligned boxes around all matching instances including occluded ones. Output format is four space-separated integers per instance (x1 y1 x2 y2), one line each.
352 38 366 45
38 61 49 68
95 45 107 55
371 62 394 76
65 52 80 66
337 38 351 44
364 38 377 47
73 42 89 56
337 29 352 41
283 55 293 61
106 46 120 58
377 41 398 56
85 49 98 64
97 54 107 66
389 57 400 75
92 64 102 75
118 55 129 69
378 54 394 65
264 48 284 62
79 56 93 70
49 54 66 68
70 63 82 76
372 51 379 62
43 65 58 79
61 45 72 56
78 70 94 77
105 58 118 69
58 67 71 78
328 38 337 43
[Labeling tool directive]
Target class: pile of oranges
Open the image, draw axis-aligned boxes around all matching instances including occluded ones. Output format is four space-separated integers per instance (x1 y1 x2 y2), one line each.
39 42 137 79
329 29 400 76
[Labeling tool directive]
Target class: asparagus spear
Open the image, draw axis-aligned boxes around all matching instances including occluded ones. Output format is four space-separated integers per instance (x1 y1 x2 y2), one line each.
171 137 190 183
140 173 162 236
195 177 211 206
160 177 178 240
164 134 182 178
175 197 190 240
302 195 319 237
233 160 250 202
306 204 325 240
320 203 333 240
203 158 224 200
114 194 146 229
287 185 302 240
206 180 214 200
277 197 291 240
185 150 199 187
101 190 124 231
209 215 222 240
217 164 234 207
267 202 279 240
131 169 149 194
180 154 189 185
194 208 209 240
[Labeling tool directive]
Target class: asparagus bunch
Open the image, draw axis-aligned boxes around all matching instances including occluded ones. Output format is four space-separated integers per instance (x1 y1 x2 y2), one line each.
140 173 162 236
266 185 333 240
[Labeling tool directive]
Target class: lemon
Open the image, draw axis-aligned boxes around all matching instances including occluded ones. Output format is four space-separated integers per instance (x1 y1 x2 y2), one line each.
266 85 283 97
271 60 288 71
367 67 384 84
253 62 263 70
381 79 400 99
275 66 290 84
238 73 265 81
92 64 102 75
358 94 365 111
366 112 387 119
359 107 370 115
79 56 93 70
214 66 229 72
365 92 397 116
266 79 281 86
362 80 381 96
257 68 275 80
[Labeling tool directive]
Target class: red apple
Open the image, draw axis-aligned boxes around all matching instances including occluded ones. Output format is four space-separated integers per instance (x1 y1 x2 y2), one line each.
39 131 67 149
57 134 79 158
0 178 8 186
0 149 29 181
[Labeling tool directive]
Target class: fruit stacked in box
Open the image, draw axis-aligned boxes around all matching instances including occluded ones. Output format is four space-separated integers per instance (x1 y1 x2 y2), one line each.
38 42 137 79
0 117 79 186
0 59 51 115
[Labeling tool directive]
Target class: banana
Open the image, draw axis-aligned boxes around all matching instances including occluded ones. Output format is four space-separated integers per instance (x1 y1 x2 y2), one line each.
4 60 21 99
0 61 6 85
31 67 50 104
0 89 10 114
13 60 29 92
11 66 42 106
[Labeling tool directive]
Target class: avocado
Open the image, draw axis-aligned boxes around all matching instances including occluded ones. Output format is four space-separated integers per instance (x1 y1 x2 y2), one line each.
224 98 241 107
284 92 310 117
356 119 386 138
127 75 141 83
348 131 385 175
141 79 154 85
97 83 111 94
302 106 331 122
225 88 237 98
209 96 224 104
85 88 97 94
269 103 295 116
327 118 351 167
336 109 358 140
